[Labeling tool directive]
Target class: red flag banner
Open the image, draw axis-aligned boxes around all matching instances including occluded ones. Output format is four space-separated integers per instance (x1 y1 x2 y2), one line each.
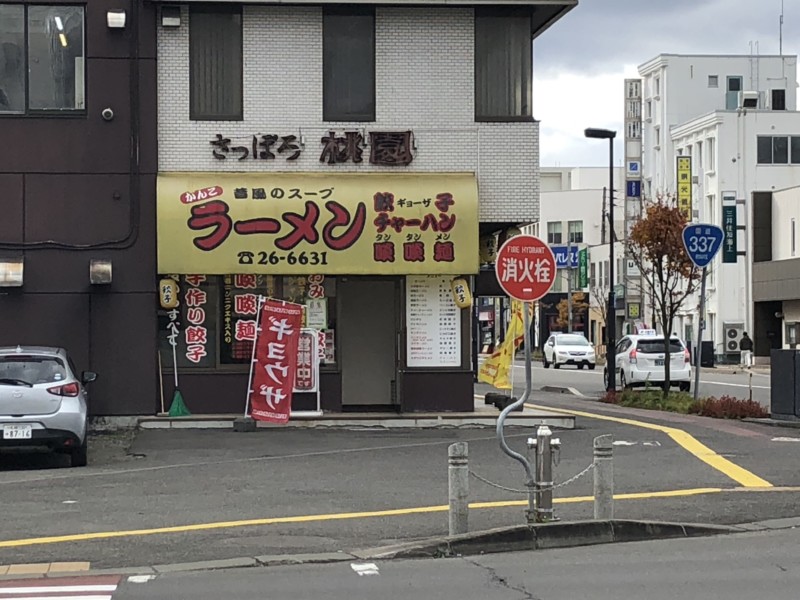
249 299 303 423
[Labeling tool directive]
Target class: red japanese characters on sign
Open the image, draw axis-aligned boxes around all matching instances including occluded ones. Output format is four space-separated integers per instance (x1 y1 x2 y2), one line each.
249 300 303 423
184 275 209 363
494 235 556 302
293 329 319 393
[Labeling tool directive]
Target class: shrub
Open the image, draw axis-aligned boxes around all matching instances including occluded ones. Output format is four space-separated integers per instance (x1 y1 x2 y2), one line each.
688 395 769 419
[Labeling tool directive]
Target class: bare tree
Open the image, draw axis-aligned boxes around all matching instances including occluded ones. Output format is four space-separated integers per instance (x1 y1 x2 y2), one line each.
626 199 700 396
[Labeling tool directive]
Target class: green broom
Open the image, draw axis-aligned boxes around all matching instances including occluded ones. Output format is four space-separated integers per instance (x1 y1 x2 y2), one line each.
168 336 191 417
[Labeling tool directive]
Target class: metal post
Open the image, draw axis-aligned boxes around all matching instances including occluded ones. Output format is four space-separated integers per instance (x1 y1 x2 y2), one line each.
606 137 617 391
567 238 573 332
448 442 469 535
496 302 536 523
693 268 707 401
593 434 614 519
749 370 753 402
535 425 554 522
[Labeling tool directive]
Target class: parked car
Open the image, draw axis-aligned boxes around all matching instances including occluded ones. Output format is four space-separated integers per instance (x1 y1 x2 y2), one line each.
603 334 692 391
0 346 96 467
543 334 596 370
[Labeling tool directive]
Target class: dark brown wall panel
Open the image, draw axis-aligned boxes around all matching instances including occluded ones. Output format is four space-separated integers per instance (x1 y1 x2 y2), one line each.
90 291 157 415
0 175 24 243
401 372 474 412
86 0 133 59
139 2 158 59
0 292 90 371
25 174 132 244
0 60 131 174
138 60 159 175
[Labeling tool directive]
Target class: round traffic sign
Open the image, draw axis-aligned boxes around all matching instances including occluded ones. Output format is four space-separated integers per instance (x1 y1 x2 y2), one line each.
494 235 556 301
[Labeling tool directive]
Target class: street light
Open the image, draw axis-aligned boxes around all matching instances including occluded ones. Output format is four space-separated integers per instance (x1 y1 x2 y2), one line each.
584 127 617 392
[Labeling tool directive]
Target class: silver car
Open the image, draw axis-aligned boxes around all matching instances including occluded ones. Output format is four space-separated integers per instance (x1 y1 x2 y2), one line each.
0 346 96 467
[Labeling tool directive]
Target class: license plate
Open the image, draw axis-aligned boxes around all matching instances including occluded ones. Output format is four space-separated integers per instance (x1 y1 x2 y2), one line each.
3 425 32 440
655 359 665 366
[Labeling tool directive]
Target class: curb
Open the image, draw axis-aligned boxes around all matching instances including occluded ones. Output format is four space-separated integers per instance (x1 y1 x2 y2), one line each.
350 520 742 560
21 517 800 580
540 385 592 399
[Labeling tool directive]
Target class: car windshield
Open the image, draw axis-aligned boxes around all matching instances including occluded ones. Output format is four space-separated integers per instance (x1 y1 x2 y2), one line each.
557 335 590 346
637 340 684 354
0 355 67 386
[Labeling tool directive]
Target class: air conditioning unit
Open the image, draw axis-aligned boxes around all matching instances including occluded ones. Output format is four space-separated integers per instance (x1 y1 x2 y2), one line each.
724 322 745 353
739 91 759 109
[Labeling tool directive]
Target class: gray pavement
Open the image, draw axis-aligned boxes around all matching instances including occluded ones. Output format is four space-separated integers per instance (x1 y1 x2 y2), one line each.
110 526 800 600
1 389 800 570
512 359 771 405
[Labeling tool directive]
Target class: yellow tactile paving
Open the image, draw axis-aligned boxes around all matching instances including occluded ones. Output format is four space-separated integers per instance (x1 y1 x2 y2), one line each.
48 562 90 573
6 563 49 575
0 566 8 575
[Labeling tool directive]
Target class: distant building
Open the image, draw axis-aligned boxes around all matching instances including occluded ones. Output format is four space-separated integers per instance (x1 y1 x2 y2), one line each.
638 53 799 363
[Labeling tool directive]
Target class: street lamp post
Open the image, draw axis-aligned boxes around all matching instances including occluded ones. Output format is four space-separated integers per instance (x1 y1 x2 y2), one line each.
585 128 617 392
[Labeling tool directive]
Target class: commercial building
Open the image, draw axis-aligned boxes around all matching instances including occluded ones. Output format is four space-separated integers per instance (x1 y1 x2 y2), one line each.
0 0 576 414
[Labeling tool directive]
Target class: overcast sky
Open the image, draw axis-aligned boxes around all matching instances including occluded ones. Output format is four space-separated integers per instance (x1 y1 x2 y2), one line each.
534 0 798 167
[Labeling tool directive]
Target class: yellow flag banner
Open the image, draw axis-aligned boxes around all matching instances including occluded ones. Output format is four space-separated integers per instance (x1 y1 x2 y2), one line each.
478 300 530 389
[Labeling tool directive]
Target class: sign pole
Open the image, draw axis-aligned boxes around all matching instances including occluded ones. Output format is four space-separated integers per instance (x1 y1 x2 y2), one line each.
693 267 707 402
496 301 535 522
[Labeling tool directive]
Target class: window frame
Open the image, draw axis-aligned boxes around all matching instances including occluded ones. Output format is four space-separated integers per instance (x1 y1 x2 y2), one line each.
757 135 800 165
567 220 583 244
474 6 534 123
0 3 86 118
546 221 562 245
322 5 376 123
189 3 244 122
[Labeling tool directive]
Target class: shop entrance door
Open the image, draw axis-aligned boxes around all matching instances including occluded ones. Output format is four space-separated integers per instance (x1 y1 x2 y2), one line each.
340 278 397 408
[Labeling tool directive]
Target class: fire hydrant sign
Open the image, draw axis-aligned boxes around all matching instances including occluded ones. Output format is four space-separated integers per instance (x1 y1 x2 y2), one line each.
249 299 303 423
495 235 556 301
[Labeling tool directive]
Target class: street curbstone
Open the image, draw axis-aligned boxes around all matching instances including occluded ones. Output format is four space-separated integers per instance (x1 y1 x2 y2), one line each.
152 557 257 574
255 553 355 566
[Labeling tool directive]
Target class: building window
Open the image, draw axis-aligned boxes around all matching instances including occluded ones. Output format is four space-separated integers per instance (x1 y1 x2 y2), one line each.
568 221 583 244
645 100 652 119
0 4 85 114
654 77 660 96
590 262 596 288
323 7 375 122
653 126 660 147
547 222 562 244
189 5 242 121
757 135 798 164
706 137 715 171
474 8 532 121
772 89 787 111
726 75 743 109
708 75 718 88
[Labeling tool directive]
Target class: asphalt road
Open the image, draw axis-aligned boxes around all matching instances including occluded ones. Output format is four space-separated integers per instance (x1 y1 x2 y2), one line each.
514 360 771 405
1 392 799 570
111 526 800 600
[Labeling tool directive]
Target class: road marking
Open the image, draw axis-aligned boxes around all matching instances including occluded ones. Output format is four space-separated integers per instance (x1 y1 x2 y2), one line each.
772 437 800 442
613 441 637 446
525 402 772 489
126 576 154 584
0 586 117 594
0 487 748 549
351 563 380 576
702 381 770 390
0 576 120 600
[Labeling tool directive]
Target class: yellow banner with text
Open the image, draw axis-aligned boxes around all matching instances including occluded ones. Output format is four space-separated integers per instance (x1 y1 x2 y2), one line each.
157 173 479 275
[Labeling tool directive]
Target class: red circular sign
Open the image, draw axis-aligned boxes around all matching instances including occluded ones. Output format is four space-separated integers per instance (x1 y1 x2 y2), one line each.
494 235 557 301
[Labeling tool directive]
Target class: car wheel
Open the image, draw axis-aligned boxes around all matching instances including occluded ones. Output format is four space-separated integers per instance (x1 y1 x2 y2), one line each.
620 371 631 390
70 439 88 468
578 363 584 370
543 355 550 369
603 369 609 388
679 382 690 392
588 364 596 371
554 361 560 369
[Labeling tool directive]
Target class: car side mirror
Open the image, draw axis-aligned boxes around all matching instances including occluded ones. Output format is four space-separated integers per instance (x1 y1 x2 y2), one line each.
82 371 97 384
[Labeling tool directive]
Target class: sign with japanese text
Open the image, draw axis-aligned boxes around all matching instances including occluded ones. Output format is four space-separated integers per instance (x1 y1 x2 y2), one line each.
722 205 738 263
164 275 216 368
550 246 579 269
495 235 556 302
157 173 479 275
406 276 461 367
578 248 588 289
682 224 724 269
249 300 303 423
293 329 319 393
220 274 277 364
676 156 692 220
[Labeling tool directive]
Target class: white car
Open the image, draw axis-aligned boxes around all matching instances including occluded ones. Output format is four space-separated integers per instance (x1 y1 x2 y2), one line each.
604 334 692 391
543 334 596 370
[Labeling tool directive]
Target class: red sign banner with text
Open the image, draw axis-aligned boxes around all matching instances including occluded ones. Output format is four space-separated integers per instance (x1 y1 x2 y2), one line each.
249 299 303 423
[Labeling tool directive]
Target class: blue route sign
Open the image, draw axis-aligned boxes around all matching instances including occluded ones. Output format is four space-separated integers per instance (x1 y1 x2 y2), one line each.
550 245 579 269
682 223 724 269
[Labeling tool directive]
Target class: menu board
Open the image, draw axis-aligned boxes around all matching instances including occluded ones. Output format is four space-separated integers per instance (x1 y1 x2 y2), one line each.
406 276 461 367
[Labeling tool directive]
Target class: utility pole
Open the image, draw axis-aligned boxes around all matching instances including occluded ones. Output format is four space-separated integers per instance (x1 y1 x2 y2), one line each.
567 235 573 332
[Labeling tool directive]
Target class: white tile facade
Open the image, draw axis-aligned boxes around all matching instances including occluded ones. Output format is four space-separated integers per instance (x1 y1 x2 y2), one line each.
157 5 539 223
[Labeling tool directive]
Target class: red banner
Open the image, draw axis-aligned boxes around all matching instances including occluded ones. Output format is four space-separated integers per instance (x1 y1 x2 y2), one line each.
249 299 303 423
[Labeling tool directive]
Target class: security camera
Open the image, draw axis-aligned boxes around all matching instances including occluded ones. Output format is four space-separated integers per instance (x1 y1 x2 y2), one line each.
101 108 114 121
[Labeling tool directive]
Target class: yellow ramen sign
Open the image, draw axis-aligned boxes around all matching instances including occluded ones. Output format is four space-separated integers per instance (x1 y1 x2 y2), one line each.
157 173 479 275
